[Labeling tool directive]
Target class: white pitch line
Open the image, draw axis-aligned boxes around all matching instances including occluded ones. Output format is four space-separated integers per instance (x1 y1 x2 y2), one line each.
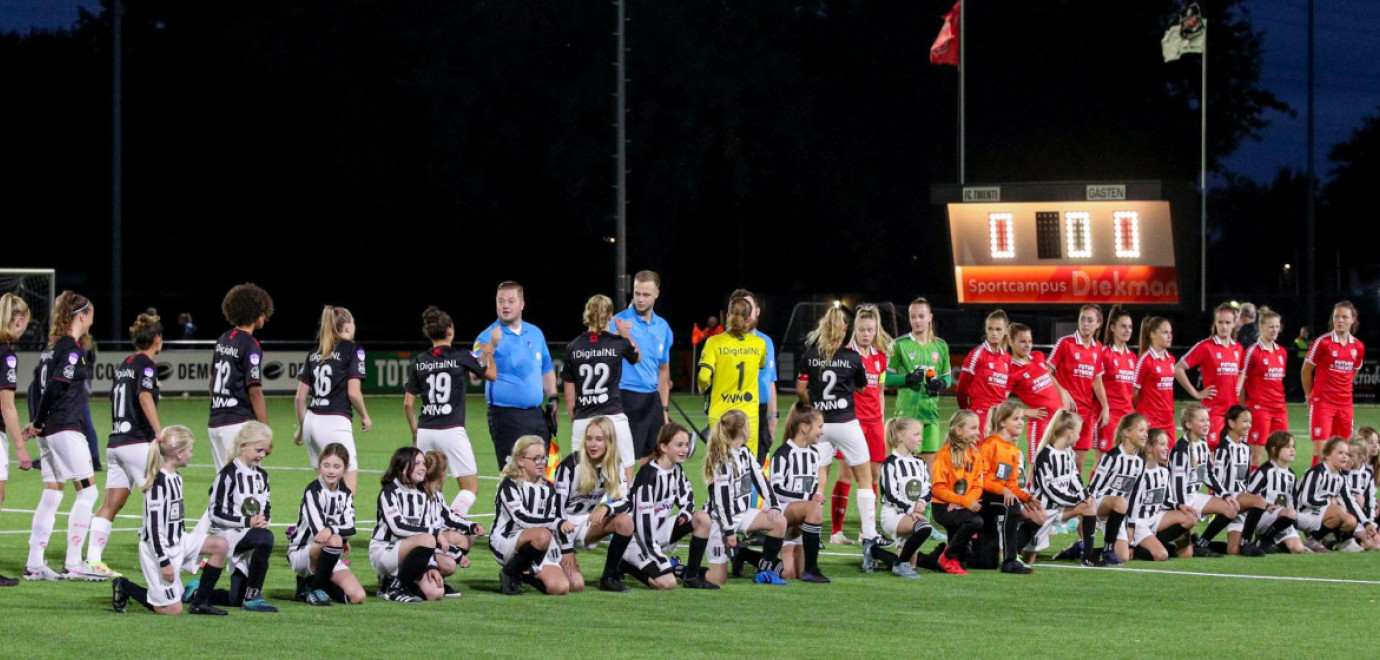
184 464 502 481
0 507 494 525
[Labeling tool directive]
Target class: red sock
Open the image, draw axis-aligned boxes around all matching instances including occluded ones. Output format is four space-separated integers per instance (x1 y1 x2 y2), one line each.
831 482 852 536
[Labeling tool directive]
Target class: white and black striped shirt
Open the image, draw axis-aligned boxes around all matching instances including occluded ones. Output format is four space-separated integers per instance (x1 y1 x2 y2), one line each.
426 492 480 535
1031 445 1087 509
552 453 631 518
630 461 695 552
1169 436 1223 505
769 441 820 505
707 446 777 533
1127 465 1173 523
1295 463 1371 525
1246 460 1296 509
289 478 356 553
1211 437 1251 496
1346 465 1377 522
1088 446 1144 499
493 475 561 540
142 470 185 567
878 451 930 515
372 479 432 546
208 458 271 533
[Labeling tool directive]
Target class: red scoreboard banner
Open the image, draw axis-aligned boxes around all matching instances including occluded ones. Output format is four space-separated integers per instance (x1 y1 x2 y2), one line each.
955 265 1180 304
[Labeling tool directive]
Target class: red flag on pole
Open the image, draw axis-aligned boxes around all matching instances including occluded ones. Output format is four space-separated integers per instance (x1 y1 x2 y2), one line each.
930 1 961 66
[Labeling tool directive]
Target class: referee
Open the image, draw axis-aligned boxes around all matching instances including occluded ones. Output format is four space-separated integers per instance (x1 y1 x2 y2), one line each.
475 281 557 469
613 271 673 462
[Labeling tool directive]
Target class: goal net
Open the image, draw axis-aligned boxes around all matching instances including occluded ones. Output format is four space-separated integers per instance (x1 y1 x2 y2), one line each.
0 269 55 350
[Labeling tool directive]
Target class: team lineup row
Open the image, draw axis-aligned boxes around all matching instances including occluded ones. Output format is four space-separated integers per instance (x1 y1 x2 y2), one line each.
0 282 1375 610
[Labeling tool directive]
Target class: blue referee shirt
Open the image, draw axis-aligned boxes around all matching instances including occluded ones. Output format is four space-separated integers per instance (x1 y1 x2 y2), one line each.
753 329 777 404
612 306 672 394
474 320 553 409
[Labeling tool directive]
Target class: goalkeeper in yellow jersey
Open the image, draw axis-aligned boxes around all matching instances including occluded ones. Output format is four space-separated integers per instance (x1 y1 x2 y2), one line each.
697 292 767 456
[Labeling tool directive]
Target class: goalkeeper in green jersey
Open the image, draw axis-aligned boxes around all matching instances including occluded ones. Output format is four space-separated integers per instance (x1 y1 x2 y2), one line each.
884 298 952 468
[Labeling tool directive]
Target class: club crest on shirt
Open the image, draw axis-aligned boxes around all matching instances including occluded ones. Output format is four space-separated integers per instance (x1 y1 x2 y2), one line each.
249 353 261 365
905 479 925 500
954 478 968 495
4 355 15 368
67 352 80 365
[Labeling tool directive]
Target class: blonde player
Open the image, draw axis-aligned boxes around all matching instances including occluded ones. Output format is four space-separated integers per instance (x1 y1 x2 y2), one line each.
491 437 572 596
703 410 787 585
204 422 277 612
0 293 34 587
293 305 371 493
770 402 830 583
867 417 936 578
551 417 637 593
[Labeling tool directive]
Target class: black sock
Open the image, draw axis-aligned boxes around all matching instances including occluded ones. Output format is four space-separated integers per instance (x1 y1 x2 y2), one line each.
603 534 632 580
399 546 435 585
196 564 223 604
1132 544 1155 561
870 544 900 569
1312 524 1338 542
1104 511 1126 550
1002 506 1024 562
620 560 651 587
901 521 932 564
242 530 274 601
802 523 822 572
669 520 693 546
735 546 762 567
686 536 708 573
1155 526 1185 547
1239 508 1265 543
758 536 783 574
1260 515 1296 544
211 570 246 606
120 578 154 611
313 546 342 591
1201 514 1231 543
1081 516 1098 561
1013 521 1036 562
915 544 945 571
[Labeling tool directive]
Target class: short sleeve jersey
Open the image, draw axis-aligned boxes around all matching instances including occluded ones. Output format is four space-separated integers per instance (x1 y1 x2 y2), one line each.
110 352 160 447
959 343 1011 410
796 345 868 424
298 340 367 417
1048 334 1103 411
698 332 767 422
1305 331 1365 407
35 336 90 434
208 329 263 427
1100 344 1138 414
27 346 54 420
1009 351 1063 412
850 343 887 422
404 345 486 429
1179 336 1243 412
1134 348 1177 432
1240 341 1288 411
561 331 639 419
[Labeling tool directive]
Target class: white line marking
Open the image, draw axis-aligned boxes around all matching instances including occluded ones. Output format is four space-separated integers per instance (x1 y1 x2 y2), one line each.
184 464 502 481
1030 562 1380 585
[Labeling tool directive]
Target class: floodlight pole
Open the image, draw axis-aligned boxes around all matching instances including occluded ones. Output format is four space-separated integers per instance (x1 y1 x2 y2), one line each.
1305 0 1316 326
112 0 124 339
957 0 965 185
1199 11 1207 314
614 0 629 309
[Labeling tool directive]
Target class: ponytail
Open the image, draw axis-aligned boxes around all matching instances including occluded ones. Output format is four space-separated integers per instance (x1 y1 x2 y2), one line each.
130 313 163 350
49 290 91 347
0 293 31 343
317 305 354 360
142 425 196 492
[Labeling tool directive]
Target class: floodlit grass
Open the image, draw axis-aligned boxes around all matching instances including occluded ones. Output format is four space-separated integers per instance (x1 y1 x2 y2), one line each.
1 395 1376 659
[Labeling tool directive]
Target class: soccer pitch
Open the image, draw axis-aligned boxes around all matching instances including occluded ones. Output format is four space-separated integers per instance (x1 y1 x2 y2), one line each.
2 394 1376 659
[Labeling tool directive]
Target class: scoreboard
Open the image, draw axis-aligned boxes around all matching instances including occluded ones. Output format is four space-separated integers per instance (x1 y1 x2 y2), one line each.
933 182 1178 305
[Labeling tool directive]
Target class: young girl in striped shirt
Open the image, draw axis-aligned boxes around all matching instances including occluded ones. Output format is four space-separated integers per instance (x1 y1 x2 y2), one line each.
1238 431 1306 554
424 450 482 597
1025 410 1098 568
624 423 715 590
929 410 987 575
288 442 365 605
868 416 933 578
371 447 445 602
204 421 277 612
771 402 829 583
111 426 230 615
1196 405 1269 556
551 417 636 593
703 409 787 585
491 437 572 595
1123 428 1195 561
1076 413 1147 566
1295 437 1379 551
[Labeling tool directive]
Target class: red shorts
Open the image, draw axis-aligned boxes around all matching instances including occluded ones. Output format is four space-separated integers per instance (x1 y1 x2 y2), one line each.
860 418 886 464
1073 402 1100 452
973 403 999 443
1207 410 1226 453
1247 405 1288 446
1025 418 1047 462
1097 408 1131 453
1309 401 1354 442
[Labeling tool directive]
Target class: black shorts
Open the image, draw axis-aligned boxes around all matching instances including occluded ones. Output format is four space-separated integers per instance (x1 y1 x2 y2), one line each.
486 406 550 470
620 389 665 459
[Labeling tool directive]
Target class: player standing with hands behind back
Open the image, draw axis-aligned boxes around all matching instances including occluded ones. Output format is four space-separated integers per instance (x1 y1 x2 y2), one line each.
207 283 273 471
1302 301 1365 466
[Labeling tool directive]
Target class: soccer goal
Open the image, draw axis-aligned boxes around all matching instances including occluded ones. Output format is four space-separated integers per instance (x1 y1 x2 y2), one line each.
0 269 55 350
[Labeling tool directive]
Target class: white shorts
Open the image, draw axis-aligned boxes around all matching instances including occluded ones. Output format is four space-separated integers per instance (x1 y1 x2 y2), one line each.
105 442 152 491
1182 492 1213 519
369 540 403 577
1090 496 1129 542
416 426 477 478
302 412 358 470
1296 509 1324 533
1226 512 1246 535
1130 511 1167 547
288 545 352 577
0 432 8 480
571 413 636 470
1024 507 1068 553
558 513 604 554
137 531 208 608
881 508 918 539
706 508 762 565
488 530 562 572
1257 509 1301 544
38 430 94 483
208 422 249 472
816 419 869 468
622 533 674 577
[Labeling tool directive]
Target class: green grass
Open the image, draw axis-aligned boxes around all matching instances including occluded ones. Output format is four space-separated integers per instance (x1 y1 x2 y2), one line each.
2 395 1377 659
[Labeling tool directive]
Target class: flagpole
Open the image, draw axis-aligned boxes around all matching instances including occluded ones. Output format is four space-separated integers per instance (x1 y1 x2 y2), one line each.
1199 14 1207 313
958 0 966 185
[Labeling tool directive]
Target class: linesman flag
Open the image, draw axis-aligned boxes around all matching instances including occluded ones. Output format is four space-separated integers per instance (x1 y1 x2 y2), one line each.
930 1 961 66
1162 3 1206 62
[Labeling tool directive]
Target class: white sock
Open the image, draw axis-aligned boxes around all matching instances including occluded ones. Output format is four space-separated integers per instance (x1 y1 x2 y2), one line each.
88 515 114 564
28 488 64 569
65 486 98 569
856 488 878 540
451 489 477 517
